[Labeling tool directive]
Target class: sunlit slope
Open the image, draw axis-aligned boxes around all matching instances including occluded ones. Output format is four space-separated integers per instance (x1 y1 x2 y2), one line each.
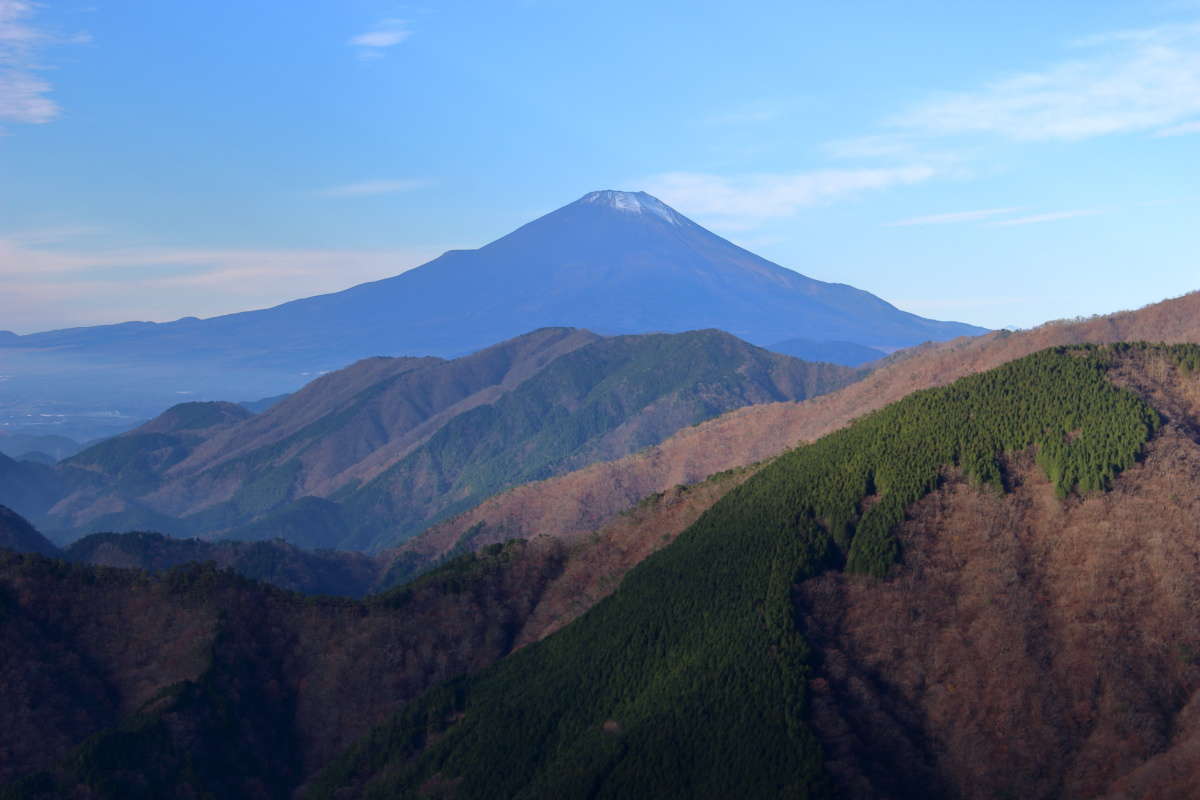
402 291 1200 573
30 328 858 550
310 344 1171 799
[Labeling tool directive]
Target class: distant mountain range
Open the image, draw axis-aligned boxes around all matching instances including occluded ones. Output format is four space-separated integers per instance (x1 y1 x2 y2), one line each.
1 327 861 548
0 433 84 463
0 190 984 438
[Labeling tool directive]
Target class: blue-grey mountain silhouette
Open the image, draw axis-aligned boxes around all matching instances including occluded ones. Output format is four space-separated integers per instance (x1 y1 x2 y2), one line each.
0 190 985 433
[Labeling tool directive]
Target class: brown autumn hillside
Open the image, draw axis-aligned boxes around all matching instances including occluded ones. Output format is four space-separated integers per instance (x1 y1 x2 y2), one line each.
6 344 1200 797
800 349 1200 799
65 531 381 597
398 291 1200 572
300 344 1200 800
44 328 596 533
26 327 856 551
0 467 744 793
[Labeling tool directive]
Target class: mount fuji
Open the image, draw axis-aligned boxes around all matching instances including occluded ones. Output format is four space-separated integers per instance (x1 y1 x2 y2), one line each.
0 190 985 427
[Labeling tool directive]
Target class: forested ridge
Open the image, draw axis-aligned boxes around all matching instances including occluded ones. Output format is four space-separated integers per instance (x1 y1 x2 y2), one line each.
0 542 565 800
306 344 1178 799
15 328 858 551
1 344 1191 798
331 329 859 550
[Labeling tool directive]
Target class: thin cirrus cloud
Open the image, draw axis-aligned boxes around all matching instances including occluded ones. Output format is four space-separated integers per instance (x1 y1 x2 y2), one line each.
886 208 1103 228
0 233 444 333
887 22 1200 142
824 135 925 160
885 208 1020 227
319 179 429 198
988 209 1103 227
1154 120 1200 137
643 166 937 230
0 0 62 124
349 19 411 58
630 20 1200 232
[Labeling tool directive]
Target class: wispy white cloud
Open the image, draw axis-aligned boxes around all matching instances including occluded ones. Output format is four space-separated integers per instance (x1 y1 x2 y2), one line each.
888 22 1200 142
885 208 1020 227
0 0 62 124
824 134 925 160
349 19 411 58
1153 119 1200 136
989 209 1102 227
806 20 1200 219
1 225 104 246
351 30 409 48
643 166 937 229
0 234 444 333
319 178 429 198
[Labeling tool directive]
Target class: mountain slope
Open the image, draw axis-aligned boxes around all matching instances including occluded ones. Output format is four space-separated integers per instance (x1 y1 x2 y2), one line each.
33 329 595 538
767 336 886 366
0 505 60 557
0 453 66 523
801 348 1200 799
0 467 745 798
65 531 380 597
4 344 1199 799
0 549 568 795
60 401 252 497
0 191 983 434
398 291 1200 574
311 344 1167 800
0 434 83 463
330 328 857 550
25 328 859 549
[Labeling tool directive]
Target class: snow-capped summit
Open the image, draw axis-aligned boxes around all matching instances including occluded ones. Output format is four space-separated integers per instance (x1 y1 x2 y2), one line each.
577 190 683 225
4 188 987 419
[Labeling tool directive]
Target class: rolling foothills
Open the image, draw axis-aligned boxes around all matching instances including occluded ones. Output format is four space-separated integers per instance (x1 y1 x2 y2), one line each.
5 327 858 553
3 336 1200 797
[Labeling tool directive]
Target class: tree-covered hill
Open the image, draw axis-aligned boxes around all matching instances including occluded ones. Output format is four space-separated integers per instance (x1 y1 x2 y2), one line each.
0 454 66 524
399 290 1200 578
305 344 1173 799
13 328 860 550
5 344 1198 799
332 328 859 551
65 531 380 597
0 505 60 557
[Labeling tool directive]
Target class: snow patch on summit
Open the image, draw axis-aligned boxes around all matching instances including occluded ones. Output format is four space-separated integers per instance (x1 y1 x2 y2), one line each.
579 190 683 225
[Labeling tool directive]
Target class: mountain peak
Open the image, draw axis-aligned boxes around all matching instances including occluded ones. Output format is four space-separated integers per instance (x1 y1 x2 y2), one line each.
576 190 683 225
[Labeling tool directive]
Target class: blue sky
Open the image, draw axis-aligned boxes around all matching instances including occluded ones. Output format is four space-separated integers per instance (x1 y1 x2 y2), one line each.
1 0 1198 333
